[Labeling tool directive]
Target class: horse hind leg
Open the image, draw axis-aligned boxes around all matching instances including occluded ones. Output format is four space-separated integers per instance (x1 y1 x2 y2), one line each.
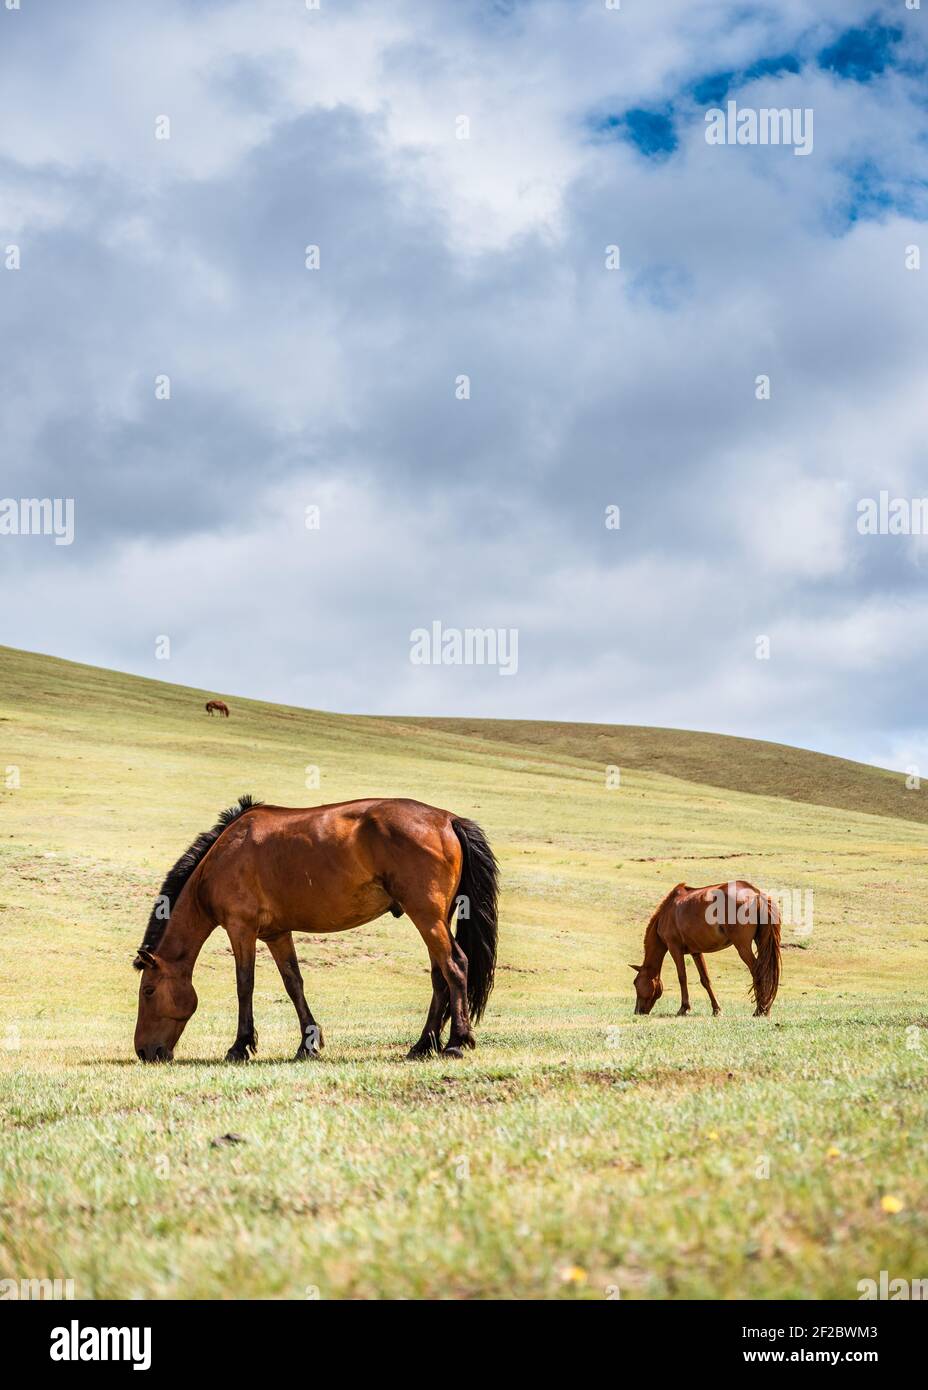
693 952 721 1016
406 907 473 1059
406 964 450 1059
733 938 762 1015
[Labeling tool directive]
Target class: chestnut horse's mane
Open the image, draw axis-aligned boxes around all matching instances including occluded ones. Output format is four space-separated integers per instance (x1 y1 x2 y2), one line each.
134 794 262 966
644 883 687 942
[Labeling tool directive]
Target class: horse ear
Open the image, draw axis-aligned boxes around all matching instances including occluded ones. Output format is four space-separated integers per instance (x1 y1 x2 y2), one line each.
134 947 159 972
628 963 643 972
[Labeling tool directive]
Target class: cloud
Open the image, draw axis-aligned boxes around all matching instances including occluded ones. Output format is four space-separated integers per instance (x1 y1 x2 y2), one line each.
1 0 927 773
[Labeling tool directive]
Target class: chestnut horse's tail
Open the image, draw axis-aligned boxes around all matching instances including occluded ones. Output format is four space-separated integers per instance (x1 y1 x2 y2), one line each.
451 818 499 1022
753 895 781 1013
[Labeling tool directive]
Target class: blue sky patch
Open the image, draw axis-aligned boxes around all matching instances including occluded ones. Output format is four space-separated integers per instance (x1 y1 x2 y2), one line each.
743 53 802 83
825 159 928 234
818 23 903 82
593 107 678 158
691 72 736 107
689 53 801 106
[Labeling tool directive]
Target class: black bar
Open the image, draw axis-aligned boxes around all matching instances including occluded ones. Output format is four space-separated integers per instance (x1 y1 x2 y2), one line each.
4 1298 921 1375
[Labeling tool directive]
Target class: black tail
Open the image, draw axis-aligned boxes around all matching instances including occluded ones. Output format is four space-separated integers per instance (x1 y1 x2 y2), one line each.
451 817 499 1022
133 794 261 966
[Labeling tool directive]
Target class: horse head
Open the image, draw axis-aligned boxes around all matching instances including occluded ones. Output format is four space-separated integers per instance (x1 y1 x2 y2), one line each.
133 948 197 1061
629 962 663 1014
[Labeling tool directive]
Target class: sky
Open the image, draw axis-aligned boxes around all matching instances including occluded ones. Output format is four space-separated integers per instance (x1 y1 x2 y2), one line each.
1 0 927 772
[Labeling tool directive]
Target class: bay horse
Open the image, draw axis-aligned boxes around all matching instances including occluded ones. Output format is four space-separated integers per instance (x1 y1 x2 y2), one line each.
630 880 781 1017
205 700 229 717
133 796 498 1063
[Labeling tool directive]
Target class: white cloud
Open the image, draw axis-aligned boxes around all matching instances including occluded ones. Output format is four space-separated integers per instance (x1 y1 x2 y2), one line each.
1 0 926 770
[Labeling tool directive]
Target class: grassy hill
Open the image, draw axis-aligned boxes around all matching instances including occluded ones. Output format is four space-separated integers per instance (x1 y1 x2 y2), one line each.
0 643 926 1299
393 716 928 826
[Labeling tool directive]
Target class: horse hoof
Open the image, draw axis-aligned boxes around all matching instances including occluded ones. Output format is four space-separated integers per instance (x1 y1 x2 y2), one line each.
293 1045 321 1061
443 1046 464 1059
406 1031 442 1060
225 1049 249 1063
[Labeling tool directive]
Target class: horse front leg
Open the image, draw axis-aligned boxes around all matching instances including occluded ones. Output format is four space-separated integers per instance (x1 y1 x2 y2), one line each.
667 941 691 1015
225 922 258 1061
265 931 324 1059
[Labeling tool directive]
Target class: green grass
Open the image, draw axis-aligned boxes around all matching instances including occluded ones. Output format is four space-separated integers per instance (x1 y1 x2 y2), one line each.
1 643 926 1299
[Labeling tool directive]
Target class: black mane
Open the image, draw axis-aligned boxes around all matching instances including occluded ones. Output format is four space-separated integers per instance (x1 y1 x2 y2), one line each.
134 795 261 965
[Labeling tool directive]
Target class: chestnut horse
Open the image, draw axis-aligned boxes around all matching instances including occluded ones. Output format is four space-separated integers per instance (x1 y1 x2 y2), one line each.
133 796 498 1063
205 700 229 717
630 880 781 1017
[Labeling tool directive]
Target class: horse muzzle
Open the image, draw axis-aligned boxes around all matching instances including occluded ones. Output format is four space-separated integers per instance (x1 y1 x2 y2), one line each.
136 1045 173 1063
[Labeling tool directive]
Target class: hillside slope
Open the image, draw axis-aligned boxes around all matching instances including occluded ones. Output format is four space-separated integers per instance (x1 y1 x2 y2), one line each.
392 716 926 826
3 642 921 826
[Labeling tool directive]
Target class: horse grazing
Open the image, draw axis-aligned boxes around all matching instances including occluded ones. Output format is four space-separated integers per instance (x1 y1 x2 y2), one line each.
133 796 498 1063
630 880 781 1017
205 700 230 717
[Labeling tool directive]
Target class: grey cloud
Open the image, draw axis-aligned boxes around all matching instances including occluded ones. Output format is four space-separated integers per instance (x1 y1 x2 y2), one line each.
1 0 927 774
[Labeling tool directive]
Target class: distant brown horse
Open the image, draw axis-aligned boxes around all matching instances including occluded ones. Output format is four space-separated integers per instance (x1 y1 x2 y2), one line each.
205 700 229 717
133 796 498 1063
630 880 781 1017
